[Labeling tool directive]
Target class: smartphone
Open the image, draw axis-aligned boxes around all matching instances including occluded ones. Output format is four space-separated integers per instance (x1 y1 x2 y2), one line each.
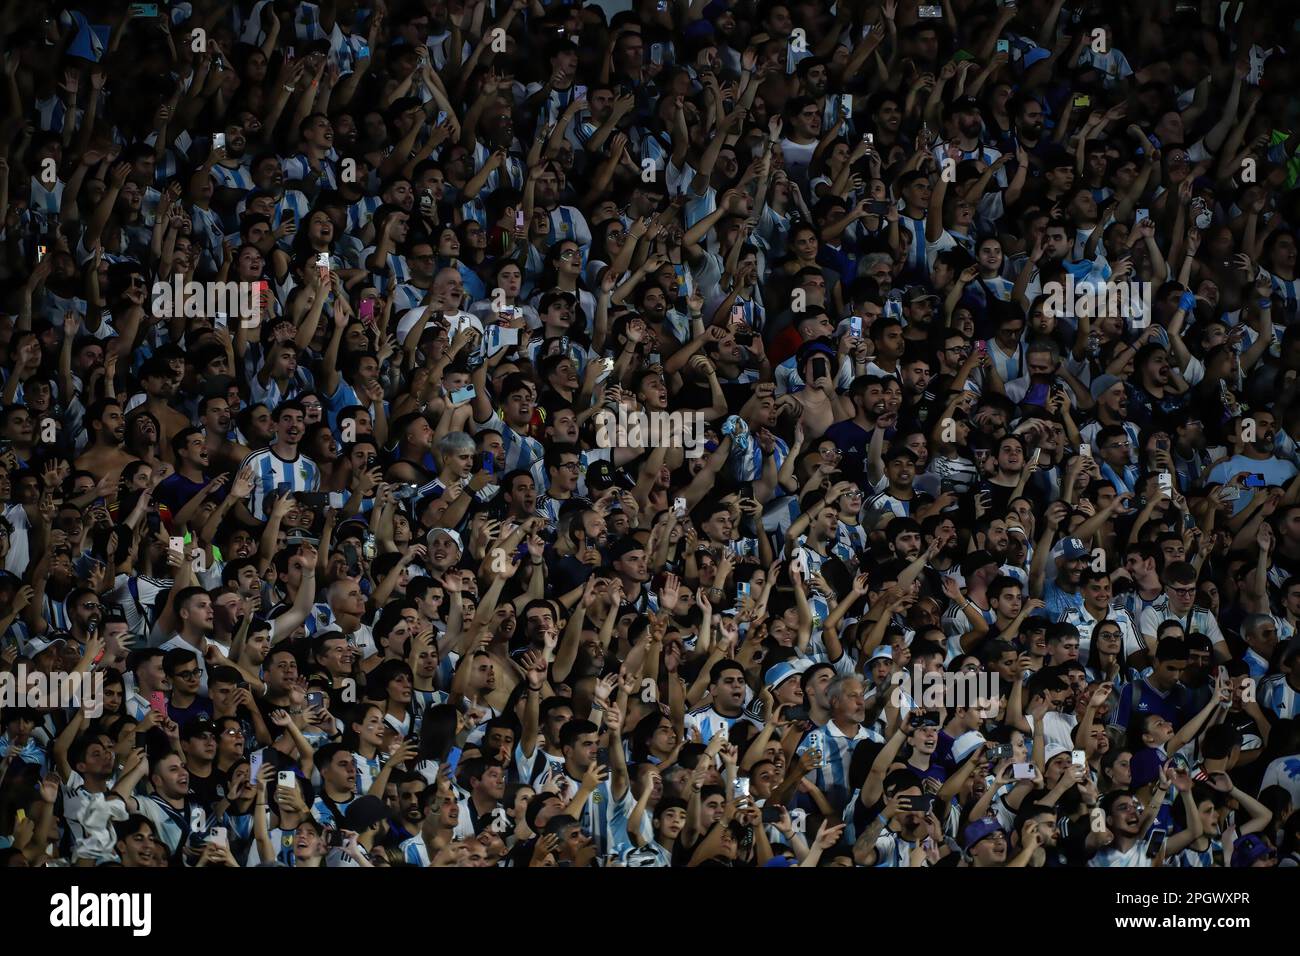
359 298 375 323
213 132 226 151
1133 208 1149 227
207 826 228 848
316 251 330 275
1073 94 1091 109
1145 828 1167 859
734 331 754 347
812 356 831 382
277 771 297 791
650 43 663 65
985 743 1012 762
714 723 729 744
761 804 784 825
1079 443 1092 458
1012 762 1036 780
918 4 942 17
450 385 476 404
1071 749 1087 768
248 749 264 785
850 316 863 337
897 793 935 813
574 85 588 102
1154 436 1169 451
170 535 185 555
1157 473 1173 495
482 452 494 474
737 582 752 600
730 304 746 325
1243 473 1267 488
1221 485 1241 502
306 691 325 711
996 39 1010 53
733 777 751 798
148 691 168 715
36 245 48 263
673 497 687 519
129 2 160 16
515 208 526 229
596 356 615 383
862 132 874 145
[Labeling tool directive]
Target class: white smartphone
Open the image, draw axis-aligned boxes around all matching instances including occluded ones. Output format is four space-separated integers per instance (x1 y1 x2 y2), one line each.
673 497 687 519
1079 443 1092 458
1071 749 1087 768
213 132 226 150
277 771 296 790
596 356 615 383
1012 762 1036 780
1135 208 1149 225
1158 473 1173 495
714 723 729 744
316 252 330 270
248 749 264 784
169 536 185 554
449 385 476 404
207 826 228 848
574 85 588 101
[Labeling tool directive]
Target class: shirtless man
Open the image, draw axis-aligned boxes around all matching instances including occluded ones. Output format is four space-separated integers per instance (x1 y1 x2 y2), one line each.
75 397 141 490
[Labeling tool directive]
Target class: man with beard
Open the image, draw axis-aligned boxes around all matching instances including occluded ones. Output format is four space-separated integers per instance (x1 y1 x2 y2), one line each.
135 356 192 466
824 375 889 485
400 779 462 866
1208 408 1297 516
242 153 311 244
533 161 591 251
1080 375 1137 462
1126 343 1187 428
1030 502 1088 619
208 123 255 208
74 397 139 489
199 391 252 472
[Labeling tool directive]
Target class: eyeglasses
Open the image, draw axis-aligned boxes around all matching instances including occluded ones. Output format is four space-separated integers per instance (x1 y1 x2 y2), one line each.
1104 441 1131 450
301 402 322 410
1168 585 1197 595
558 250 578 260
1096 630 1120 639
222 728 244 737
174 668 202 680
556 461 581 471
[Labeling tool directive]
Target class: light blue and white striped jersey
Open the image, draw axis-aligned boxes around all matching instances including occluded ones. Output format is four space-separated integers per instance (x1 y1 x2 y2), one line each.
558 769 636 857
238 447 322 521
514 742 564 789
473 412 544 473
1259 674 1300 719
683 706 759 746
347 195 383 234
1088 838 1154 867
400 834 433 866
1169 839 1221 868
210 161 255 192
546 205 592 249
1262 268 1300 322
899 212 928 272
282 152 339 190
731 434 788 483
795 721 881 812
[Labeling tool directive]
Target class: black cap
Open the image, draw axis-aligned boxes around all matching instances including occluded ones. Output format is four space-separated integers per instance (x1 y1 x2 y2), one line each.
960 549 1000 580
344 794 392 832
181 717 218 741
945 95 981 117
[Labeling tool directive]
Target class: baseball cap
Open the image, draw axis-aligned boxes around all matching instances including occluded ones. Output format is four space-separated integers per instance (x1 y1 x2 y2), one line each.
1089 373 1122 400
1022 46 1051 69
427 528 464 552
867 646 894 665
962 817 1004 852
1051 537 1089 561
181 717 218 741
344 794 391 832
26 634 68 657
904 285 940 304
763 855 796 867
1230 834 1276 867
951 730 986 765
764 659 810 691
1043 743 1072 764
960 549 999 579
586 459 633 492
944 95 981 117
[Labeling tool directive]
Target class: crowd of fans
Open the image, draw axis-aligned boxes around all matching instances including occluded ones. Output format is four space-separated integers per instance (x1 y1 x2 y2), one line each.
0 0 1299 870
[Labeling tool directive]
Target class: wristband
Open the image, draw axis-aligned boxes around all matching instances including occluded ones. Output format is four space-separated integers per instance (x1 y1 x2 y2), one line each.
1258 298 1272 309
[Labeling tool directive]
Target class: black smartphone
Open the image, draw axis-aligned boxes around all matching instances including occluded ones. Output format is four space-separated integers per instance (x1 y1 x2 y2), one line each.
812 356 831 381
761 805 784 825
897 793 934 813
781 705 811 723
1145 828 1167 859
734 331 755 347
296 492 330 507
